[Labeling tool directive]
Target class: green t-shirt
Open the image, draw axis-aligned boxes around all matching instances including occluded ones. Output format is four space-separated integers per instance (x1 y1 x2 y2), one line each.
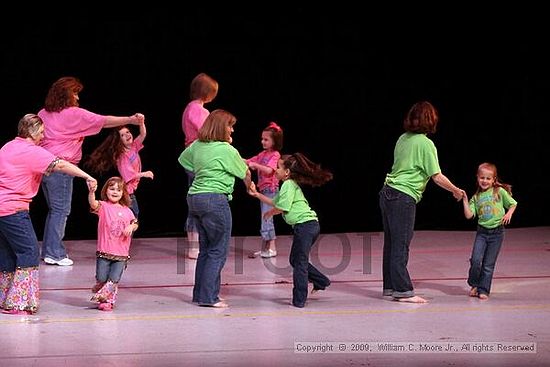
384 132 441 203
469 187 518 229
178 141 248 201
273 179 317 226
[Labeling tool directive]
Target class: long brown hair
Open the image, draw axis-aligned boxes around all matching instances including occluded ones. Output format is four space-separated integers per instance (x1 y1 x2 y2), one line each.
44 76 83 112
281 153 333 187
84 126 128 174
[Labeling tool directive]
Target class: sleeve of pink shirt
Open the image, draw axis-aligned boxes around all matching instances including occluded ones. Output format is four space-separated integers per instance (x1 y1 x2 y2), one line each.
183 101 209 146
246 152 261 165
40 107 105 138
265 151 280 171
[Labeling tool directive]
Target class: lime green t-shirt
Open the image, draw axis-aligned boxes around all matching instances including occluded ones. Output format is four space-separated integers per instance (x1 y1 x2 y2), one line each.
469 187 518 229
384 132 441 203
178 141 248 201
273 179 317 226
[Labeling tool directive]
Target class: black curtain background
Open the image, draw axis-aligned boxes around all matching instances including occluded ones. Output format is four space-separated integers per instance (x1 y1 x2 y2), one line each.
1 11 548 240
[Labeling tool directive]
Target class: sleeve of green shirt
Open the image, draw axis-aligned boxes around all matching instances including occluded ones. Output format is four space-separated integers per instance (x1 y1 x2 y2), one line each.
178 144 194 172
223 145 248 179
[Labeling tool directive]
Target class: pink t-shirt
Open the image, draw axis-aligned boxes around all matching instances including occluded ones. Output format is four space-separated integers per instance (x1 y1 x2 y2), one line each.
38 106 106 164
0 137 56 216
94 201 135 257
182 100 209 147
246 150 280 191
117 138 144 194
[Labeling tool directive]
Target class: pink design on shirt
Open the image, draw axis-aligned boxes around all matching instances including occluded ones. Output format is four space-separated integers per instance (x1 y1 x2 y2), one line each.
117 139 144 194
38 107 106 164
94 201 135 257
247 150 281 191
182 100 209 147
0 138 56 216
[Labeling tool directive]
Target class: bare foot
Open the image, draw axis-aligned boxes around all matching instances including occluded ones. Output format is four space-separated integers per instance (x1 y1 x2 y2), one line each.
478 294 489 300
395 296 428 303
469 287 478 297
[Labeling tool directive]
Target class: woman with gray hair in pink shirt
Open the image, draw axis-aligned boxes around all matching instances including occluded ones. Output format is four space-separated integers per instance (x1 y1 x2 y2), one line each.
0 114 96 315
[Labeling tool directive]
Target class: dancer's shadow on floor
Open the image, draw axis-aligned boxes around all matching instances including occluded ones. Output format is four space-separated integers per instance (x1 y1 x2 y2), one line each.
414 280 467 296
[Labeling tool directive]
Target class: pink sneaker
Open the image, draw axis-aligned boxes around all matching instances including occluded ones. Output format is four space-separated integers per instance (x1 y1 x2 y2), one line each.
98 303 113 311
2 308 33 315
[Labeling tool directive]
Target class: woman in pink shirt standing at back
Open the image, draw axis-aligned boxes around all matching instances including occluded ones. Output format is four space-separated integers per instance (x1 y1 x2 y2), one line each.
181 73 219 259
38 76 144 266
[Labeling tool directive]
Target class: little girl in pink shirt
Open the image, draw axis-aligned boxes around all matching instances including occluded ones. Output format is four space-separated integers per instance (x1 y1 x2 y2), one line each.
246 122 284 258
88 177 138 311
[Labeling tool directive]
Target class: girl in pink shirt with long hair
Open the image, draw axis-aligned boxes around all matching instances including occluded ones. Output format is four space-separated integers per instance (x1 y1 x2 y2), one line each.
85 121 154 218
88 177 138 311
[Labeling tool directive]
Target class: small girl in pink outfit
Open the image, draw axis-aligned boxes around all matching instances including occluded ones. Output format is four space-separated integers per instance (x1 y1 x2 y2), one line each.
88 177 138 311
246 122 284 258
85 121 153 218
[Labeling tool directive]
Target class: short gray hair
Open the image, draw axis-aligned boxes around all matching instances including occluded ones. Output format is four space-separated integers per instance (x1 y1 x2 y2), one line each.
18 114 44 138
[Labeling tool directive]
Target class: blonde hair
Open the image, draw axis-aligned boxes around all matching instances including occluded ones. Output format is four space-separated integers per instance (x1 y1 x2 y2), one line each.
474 162 513 200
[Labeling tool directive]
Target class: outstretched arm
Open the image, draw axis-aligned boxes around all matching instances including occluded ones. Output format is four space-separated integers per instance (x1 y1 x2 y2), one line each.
104 113 144 128
242 169 252 191
431 172 463 201
248 161 275 176
247 181 273 206
50 159 96 187
462 191 474 219
135 120 147 143
247 182 284 219
88 180 99 211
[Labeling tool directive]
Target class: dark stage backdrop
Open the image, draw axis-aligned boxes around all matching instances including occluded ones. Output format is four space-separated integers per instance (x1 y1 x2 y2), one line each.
1 13 549 240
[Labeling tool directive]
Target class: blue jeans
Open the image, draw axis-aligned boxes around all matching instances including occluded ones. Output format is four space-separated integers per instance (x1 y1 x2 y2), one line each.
468 226 504 295
259 188 277 241
41 171 73 260
129 194 139 219
188 193 231 305
184 169 198 233
379 185 416 298
0 211 40 270
96 257 126 283
289 220 331 307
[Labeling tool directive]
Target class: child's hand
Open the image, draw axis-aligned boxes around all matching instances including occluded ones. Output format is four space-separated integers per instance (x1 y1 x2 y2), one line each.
123 225 134 237
502 212 513 225
87 178 97 192
263 208 275 220
248 181 258 196
135 113 145 125
142 170 154 179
